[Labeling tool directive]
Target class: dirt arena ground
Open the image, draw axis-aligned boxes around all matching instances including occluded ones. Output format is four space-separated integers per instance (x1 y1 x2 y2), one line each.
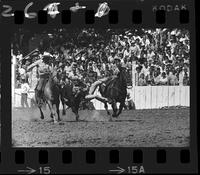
12 107 189 147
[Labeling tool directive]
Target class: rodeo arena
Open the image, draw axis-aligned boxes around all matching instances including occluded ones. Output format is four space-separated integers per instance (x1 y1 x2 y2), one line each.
11 28 190 147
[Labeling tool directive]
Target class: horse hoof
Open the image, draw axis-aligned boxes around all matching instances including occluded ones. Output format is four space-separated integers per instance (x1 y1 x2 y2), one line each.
54 120 58 124
41 116 44 120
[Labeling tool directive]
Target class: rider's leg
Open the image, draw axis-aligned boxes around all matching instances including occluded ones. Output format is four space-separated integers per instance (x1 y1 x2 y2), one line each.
37 78 44 94
36 77 46 105
95 95 109 103
89 77 110 94
41 78 49 92
88 80 101 95
85 77 110 102
85 80 102 100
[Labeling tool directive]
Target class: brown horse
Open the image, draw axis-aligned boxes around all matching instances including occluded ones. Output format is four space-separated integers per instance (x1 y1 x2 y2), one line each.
99 67 127 121
35 71 61 123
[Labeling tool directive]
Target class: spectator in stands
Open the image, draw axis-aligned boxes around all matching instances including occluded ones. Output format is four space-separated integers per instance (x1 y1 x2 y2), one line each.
138 73 147 86
21 78 30 108
154 68 162 85
178 67 185 86
183 68 189 85
146 66 155 86
124 92 135 110
12 28 190 88
168 70 178 85
160 72 168 85
135 66 141 86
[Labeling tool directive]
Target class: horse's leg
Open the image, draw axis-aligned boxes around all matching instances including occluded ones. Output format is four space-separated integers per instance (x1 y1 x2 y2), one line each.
111 101 118 118
52 103 58 123
75 112 79 122
60 90 66 115
47 101 57 123
104 102 112 121
72 106 79 121
47 103 53 119
104 102 110 115
39 106 44 120
117 101 125 117
61 99 66 115
56 101 61 121
36 91 44 119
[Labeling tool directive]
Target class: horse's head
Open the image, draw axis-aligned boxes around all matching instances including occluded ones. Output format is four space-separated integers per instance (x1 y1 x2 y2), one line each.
118 67 127 86
47 70 61 87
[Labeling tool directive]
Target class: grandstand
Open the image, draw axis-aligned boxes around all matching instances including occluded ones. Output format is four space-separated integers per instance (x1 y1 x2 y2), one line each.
11 28 190 109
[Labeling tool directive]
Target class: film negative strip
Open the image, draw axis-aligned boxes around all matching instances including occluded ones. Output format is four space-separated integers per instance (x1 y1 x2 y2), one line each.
0 0 198 174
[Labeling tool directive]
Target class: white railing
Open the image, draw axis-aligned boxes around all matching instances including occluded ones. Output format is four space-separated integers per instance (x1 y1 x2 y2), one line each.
12 86 190 110
128 86 189 109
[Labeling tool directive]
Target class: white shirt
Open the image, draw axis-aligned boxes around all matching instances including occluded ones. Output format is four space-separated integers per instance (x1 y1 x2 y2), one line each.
108 55 114 63
141 66 149 77
19 68 26 75
160 77 168 85
21 83 30 94
123 49 130 58
145 38 150 47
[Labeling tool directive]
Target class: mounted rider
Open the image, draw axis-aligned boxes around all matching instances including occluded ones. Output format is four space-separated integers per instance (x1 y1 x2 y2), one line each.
85 56 123 103
27 52 54 102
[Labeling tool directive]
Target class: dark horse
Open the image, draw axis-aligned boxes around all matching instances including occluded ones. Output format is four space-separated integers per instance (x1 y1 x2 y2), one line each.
99 67 127 121
35 71 61 123
60 78 87 121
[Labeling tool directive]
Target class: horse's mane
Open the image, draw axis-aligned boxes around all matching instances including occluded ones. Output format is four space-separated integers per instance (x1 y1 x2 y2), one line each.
116 68 127 87
47 70 59 85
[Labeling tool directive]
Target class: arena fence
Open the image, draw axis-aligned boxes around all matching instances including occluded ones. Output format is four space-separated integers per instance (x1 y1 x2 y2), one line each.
12 86 190 110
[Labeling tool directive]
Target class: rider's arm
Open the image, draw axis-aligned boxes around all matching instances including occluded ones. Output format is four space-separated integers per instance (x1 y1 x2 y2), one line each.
27 59 42 71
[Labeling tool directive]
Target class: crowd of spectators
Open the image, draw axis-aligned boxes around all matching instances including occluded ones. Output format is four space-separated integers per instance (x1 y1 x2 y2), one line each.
12 28 190 88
